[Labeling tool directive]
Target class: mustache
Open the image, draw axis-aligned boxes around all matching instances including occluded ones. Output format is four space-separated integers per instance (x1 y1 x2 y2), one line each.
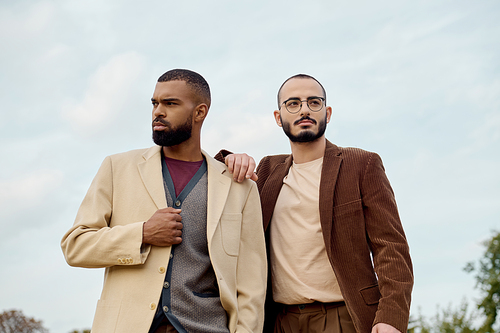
294 116 317 125
152 117 170 126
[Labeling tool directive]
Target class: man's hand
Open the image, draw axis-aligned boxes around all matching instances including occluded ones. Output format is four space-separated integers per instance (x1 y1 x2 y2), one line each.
224 153 258 183
143 207 183 246
371 323 401 333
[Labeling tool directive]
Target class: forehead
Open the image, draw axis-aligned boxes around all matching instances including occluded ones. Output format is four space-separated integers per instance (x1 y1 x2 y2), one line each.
280 78 323 102
153 80 194 100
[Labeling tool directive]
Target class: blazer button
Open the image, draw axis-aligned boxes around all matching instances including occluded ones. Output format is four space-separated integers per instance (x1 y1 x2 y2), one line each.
149 303 156 310
158 266 166 274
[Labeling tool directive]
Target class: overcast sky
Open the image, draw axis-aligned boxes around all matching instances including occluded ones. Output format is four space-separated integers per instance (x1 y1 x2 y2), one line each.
0 0 499 332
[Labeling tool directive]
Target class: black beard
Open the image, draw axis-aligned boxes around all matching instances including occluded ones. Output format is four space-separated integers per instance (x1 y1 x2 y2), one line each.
152 116 192 147
281 114 327 143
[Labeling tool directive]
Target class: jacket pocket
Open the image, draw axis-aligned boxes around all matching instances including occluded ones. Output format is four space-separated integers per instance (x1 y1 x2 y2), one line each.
193 291 220 298
220 213 242 256
333 199 362 218
359 284 381 305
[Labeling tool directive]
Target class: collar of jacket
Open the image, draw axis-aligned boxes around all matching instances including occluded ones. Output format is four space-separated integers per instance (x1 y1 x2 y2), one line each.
139 145 231 242
261 140 343 243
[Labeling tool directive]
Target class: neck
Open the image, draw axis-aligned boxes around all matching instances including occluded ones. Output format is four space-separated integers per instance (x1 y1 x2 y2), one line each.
290 136 326 164
162 136 203 162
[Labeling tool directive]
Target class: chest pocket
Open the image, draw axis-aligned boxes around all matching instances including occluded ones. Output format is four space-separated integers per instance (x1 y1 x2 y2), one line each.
333 199 362 219
219 213 242 256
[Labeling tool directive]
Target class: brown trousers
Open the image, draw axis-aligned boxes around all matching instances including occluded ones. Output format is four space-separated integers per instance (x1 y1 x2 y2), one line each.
274 302 356 333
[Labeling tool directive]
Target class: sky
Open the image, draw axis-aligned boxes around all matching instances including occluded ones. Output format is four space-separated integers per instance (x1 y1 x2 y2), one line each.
0 0 499 332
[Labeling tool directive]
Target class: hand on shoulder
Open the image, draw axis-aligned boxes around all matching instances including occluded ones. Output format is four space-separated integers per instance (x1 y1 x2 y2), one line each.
224 153 258 182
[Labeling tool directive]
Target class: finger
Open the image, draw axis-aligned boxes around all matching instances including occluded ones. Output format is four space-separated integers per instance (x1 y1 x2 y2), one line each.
163 214 182 222
250 172 258 181
225 155 234 174
171 236 182 245
236 156 249 182
245 157 256 180
162 207 182 214
232 156 242 181
166 212 182 222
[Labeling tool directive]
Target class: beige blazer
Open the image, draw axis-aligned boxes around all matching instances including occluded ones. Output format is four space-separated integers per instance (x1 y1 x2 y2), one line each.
61 146 267 333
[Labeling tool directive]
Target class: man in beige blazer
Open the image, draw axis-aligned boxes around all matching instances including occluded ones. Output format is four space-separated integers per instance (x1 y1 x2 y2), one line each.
61 69 267 333
223 74 413 333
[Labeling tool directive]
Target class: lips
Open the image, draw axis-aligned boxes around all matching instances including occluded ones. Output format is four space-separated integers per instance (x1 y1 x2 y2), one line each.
152 118 169 131
153 123 166 131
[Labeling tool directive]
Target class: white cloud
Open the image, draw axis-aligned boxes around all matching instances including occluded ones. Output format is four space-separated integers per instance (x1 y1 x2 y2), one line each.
203 87 286 160
62 51 145 135
0 1 55 39
0 169 63 208
0 168 65 240
465 79 500 111
0 1 499 332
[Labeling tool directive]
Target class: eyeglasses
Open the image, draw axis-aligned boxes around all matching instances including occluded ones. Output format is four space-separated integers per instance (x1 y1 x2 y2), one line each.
280 97 325 114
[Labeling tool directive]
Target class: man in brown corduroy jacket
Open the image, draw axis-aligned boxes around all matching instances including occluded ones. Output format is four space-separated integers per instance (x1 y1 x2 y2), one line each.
224 74 413 333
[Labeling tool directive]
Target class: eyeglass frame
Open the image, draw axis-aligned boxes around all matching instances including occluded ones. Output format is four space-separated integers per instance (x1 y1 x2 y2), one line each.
280 96 326 114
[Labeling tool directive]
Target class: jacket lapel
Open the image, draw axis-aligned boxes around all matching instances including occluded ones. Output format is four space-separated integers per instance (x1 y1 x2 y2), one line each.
204 151 231 242
138 146 168 209
261 155 293 231
319 141 342 256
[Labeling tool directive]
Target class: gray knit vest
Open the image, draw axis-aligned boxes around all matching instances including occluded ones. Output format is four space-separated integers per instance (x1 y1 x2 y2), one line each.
152 157 229 333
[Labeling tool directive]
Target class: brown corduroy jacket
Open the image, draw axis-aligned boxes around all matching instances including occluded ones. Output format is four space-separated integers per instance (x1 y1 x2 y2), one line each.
255 140 413 333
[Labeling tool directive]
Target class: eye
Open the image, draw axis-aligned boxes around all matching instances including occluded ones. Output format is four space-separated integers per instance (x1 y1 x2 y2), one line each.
286 100 299 107
309 99 321 106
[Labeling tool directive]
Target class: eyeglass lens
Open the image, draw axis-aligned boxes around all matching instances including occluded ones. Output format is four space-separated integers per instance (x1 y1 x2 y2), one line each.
285 98 323 113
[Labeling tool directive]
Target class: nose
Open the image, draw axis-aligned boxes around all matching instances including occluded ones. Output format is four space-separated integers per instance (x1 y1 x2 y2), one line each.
299 101 311 116
153 104 166 119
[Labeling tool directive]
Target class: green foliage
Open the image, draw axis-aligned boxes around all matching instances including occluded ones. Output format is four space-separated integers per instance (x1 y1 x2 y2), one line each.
409 231 500 333
0 309 48 333
409 300 478 333
465 230 500 333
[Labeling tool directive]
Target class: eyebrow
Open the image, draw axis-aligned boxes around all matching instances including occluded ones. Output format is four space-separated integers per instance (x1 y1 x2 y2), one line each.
151 97 182 103
285 96 323 101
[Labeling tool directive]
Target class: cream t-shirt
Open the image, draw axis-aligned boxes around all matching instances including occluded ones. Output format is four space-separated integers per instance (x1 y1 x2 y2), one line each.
270 157 343 304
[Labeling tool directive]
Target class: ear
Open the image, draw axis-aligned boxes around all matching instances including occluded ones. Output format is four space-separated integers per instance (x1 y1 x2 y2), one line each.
194 104 208 123
326 106 332 123
274 110 282 127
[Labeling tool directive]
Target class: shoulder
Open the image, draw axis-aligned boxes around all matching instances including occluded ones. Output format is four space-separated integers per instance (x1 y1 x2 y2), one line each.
324 142 386 178
340 147 379 160
108 147 154 160
328 143 381 165
257 154 290 170
204 150 252 181
98 147 160 173
105 146 159 163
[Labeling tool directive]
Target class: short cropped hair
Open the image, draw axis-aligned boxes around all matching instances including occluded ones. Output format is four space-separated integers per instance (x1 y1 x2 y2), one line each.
277 74 326 107
158 69 211 108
